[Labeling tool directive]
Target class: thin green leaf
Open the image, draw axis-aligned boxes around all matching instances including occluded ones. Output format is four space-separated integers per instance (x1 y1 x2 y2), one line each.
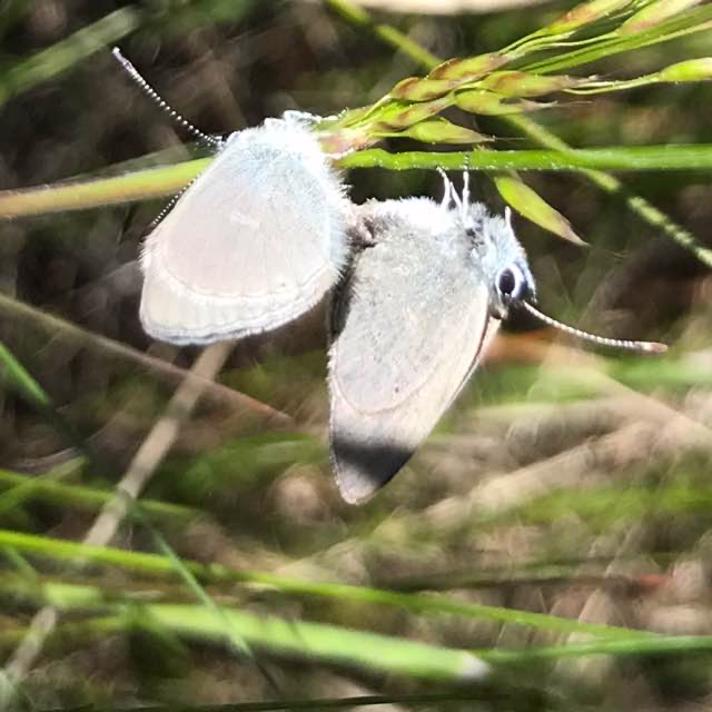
0 7 141 107
494 174 586 244
454 90 553 115
0 529 650 640
0 159 209 218
390 76 457 102
525 4 712 75
0 467 195 523
479 636 712 665
427 51 508 81
145 603 490 682
375 118 492 145
3 144 712 220
340 145 712 171
544 0 635 34
0 571 491 682
0 341 94 459
505 114 712 266
480 71 589 97
0 342 50 408
617 0 703 34
148 523 253 658
323 0 440 68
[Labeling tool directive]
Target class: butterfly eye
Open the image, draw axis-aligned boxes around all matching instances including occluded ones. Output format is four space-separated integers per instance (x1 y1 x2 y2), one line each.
496 265 526 301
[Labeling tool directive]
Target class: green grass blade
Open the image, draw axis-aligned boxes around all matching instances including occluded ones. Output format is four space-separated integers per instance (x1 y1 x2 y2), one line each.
0 341 97 461
143 603 489 682
0 529 650 640
324 0 440 68
505 113 712 266
1 144 710 221
0 570 490 683
0 467 195 523
147 521 253 658
0 341 50 408
479 636 712 664
0 159 209 218
341 145 712 171
4 574 708 679
0 7 142 107
525 5 712 75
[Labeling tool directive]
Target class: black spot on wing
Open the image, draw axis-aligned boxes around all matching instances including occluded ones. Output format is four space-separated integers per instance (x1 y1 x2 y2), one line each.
331 433 414 504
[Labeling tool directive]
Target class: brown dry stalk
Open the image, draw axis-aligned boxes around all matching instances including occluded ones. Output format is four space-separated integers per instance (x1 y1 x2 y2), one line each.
0 291 289 424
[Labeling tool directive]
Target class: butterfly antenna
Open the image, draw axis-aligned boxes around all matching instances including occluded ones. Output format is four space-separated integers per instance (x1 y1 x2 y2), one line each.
112 47 222 149
459 171 471 222
521 301 667 354
449 176 464 213
437 167 453 208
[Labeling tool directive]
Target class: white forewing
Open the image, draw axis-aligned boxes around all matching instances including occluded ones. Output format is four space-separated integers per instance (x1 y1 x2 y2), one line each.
328 198 499 504
140 119 348 344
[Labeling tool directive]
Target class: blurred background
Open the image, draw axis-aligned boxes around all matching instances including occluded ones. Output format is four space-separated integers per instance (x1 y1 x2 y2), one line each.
0 0 711 709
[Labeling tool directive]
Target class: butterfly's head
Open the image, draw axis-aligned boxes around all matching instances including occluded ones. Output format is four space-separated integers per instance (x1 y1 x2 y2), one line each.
478 207 536 320
439 170 536 321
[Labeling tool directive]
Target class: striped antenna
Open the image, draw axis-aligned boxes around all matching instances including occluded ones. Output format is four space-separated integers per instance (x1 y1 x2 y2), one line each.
461 170 470 208
438 169 473 223
521 301 667 354
112 47 222 149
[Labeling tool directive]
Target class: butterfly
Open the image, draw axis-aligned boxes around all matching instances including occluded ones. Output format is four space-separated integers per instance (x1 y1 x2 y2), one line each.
115 49 665 504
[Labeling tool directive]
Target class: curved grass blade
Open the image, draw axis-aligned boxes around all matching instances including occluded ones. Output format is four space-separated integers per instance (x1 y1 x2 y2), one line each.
494 174 586 244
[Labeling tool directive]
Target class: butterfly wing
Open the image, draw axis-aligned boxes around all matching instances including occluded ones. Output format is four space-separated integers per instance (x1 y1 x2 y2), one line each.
328 199 499 504
140 120 348 344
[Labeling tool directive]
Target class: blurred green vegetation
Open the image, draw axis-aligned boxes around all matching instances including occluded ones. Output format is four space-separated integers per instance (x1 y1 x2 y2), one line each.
0 0 711 710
